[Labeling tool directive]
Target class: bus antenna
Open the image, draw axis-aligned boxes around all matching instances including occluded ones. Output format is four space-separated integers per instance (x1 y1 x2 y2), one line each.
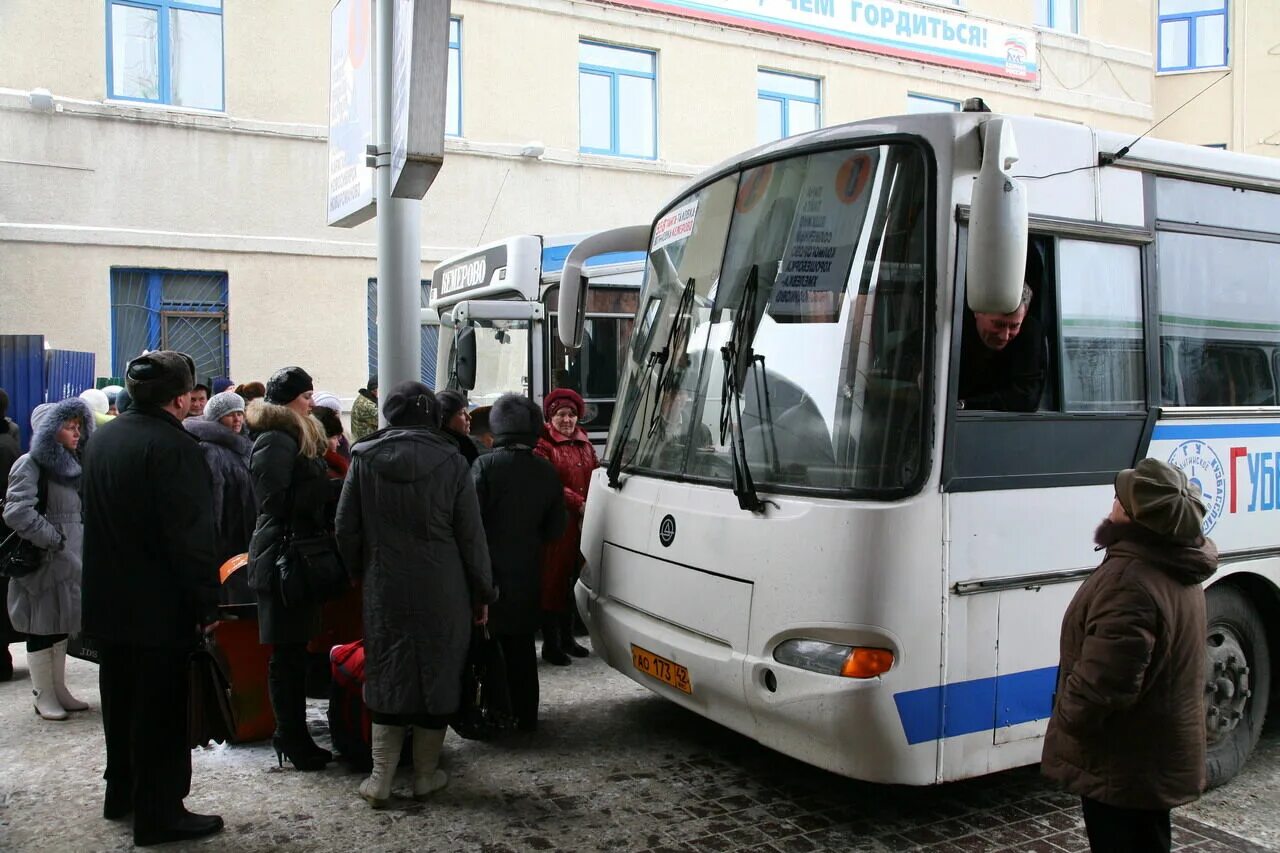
1100 70 1232 167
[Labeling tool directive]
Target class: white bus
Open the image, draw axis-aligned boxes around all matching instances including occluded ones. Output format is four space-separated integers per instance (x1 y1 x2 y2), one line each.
429 232 645 445
558 109 1280 788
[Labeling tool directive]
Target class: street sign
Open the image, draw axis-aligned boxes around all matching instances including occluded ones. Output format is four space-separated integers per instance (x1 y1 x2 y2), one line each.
327 0 376 227
390 0 449 200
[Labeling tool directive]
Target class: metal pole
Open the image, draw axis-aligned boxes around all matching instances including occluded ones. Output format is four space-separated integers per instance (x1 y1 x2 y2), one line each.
375 0 422 426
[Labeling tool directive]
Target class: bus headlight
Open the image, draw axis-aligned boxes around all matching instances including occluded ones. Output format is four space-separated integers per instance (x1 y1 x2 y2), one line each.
773 639 895 679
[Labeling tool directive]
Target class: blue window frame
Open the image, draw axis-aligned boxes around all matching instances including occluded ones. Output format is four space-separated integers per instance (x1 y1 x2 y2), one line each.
106 0 225 111
579 41 657 159
906 93 960 114
757 70 821 144
447 18 461 136
1158 0 1228 71
1034 0 1079 33
110 269 229 383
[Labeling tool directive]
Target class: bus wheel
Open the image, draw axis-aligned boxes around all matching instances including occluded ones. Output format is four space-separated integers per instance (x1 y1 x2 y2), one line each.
1204 584 1271 790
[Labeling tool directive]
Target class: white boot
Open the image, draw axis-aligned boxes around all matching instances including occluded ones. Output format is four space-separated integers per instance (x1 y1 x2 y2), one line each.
51 640 89 712
358 724 405 809
28 648 68 721
411 726 449 800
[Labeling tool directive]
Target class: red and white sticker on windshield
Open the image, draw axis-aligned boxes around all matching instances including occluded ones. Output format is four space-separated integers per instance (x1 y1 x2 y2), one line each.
652 197 699 251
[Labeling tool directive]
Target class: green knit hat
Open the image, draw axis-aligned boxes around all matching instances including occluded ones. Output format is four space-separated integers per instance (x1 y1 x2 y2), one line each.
1116 458 1207 541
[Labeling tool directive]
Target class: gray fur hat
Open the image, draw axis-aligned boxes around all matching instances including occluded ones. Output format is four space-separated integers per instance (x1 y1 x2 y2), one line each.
203 391 246 423
489 393 542 441
126 351 195 406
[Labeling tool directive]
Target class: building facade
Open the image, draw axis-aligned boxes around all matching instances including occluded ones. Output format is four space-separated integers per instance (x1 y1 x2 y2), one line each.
0 0 1264 401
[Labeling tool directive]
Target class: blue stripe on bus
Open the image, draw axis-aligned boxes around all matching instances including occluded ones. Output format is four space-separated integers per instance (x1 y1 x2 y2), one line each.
1152 423 1280 441
894 666 1058 745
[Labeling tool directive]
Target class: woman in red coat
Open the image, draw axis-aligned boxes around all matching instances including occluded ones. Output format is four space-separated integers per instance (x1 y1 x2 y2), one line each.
534 388 598 665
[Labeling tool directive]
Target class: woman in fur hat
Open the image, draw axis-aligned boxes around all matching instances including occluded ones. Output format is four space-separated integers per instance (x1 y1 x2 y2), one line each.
246 367 335 770
3 396 94 720
534 387 598 665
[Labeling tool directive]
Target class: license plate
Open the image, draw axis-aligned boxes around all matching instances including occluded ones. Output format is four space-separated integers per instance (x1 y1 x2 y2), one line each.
631 644 692 694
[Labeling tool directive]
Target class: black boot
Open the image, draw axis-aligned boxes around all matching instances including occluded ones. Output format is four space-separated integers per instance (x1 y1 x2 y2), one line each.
0 643 12 682
134 809 224 847
268 650 329 771
561 612 589 658
103 782 132 820
540 616 570 666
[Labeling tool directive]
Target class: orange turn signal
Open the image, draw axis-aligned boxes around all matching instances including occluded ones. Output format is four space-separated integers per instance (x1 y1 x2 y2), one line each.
840 647 895 679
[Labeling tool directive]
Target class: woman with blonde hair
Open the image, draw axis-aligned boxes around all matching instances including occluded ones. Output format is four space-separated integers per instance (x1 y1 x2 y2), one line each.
246 367 335 770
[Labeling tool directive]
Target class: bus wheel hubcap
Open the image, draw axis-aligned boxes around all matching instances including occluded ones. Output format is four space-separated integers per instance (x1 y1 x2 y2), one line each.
1205 626 1251 745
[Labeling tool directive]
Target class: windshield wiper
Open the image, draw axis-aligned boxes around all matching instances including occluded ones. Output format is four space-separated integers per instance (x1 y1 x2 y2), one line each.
718 265 774 514
607 276 697 488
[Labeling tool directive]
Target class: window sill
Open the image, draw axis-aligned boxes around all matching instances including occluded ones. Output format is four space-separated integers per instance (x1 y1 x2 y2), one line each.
1155 66 1230 77
104 98 227 118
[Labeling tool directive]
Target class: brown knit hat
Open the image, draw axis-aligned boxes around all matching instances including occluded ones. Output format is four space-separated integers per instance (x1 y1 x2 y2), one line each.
1116 458 1207 541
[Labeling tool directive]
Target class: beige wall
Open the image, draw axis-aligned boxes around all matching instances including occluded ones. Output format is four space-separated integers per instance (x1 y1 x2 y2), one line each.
1151 0 1280 157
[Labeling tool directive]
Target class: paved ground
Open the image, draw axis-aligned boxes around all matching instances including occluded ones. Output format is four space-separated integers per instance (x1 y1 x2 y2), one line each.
1 642 1276 852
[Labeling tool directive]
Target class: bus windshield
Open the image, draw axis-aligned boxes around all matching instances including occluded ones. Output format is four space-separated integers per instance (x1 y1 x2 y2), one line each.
609 142 930 496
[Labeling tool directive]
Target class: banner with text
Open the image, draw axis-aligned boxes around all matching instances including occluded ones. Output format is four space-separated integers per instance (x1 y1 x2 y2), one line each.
595 0 1037 83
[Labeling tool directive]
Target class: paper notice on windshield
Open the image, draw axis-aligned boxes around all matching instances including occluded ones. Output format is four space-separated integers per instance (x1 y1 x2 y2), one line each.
652 197 699 251
769 151 880 322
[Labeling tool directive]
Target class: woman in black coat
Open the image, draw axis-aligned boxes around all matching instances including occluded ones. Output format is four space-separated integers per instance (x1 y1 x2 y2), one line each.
246 367 333 771
185 391 256 605
472 394 566 731
435 390 480 465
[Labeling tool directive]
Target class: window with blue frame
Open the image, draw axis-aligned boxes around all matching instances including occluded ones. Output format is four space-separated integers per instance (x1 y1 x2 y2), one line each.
1034 0 1079 33
757 70 821 144
110 269 229 383
1158 0 1228 71
107 0 224 111
447 18 461 136
579 41 656 159
906 93 960 114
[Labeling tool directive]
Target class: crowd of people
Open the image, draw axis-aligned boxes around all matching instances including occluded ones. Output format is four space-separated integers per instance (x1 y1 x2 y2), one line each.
0 345 1223 853
0 352 600 845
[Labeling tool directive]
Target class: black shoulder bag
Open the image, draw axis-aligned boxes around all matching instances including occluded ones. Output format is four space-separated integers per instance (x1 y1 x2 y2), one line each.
274 467 348 608
0 469 50 579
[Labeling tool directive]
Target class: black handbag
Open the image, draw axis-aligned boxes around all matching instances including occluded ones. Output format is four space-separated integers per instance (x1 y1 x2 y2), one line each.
0 470 49 580
451 625 515 741
188 634 235 749
275 530 348 608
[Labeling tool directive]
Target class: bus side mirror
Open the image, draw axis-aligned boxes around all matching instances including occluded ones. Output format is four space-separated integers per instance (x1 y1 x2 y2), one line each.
558 224 651 349
454 326 476 391
966 119 1028 315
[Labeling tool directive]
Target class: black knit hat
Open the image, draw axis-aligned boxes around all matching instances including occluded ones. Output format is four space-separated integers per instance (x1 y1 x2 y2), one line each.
437 390 469 427
1116 458 1207 541
126 351 195 406
265 366 314 405
383 381 437 427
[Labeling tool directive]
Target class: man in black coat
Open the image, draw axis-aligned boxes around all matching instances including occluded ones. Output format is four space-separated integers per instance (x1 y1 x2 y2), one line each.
81 351 224 846
472 393 567 731
957 283 1047 412
0 387 21 680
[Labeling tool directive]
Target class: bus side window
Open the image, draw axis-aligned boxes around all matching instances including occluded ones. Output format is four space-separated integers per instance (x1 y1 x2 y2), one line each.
1056 240 1145 413
1157 229 1280 407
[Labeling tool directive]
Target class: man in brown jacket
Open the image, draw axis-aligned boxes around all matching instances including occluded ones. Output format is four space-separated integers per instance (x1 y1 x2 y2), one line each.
1042 458 1218 852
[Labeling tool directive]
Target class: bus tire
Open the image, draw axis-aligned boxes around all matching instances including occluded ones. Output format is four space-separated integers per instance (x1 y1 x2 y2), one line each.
1204 584 1271 790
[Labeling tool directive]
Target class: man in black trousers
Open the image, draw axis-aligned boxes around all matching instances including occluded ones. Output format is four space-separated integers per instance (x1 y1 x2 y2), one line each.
81 351 224 846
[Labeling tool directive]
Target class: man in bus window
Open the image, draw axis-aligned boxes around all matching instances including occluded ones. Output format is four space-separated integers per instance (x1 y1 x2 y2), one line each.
957 283 1046 412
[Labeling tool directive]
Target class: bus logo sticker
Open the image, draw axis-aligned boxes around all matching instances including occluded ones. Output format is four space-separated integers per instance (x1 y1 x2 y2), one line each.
659 514 677 547
835 154 872 204
1167 440 1227 533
